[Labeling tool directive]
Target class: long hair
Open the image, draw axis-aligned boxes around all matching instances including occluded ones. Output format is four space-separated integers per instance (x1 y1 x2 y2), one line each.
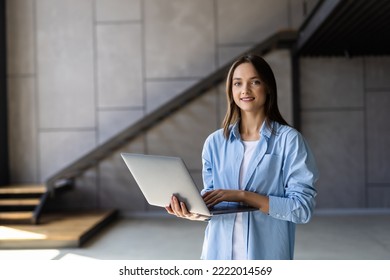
222 53 289 138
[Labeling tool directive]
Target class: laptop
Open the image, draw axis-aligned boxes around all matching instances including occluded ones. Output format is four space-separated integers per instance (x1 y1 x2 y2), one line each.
121 153 257 218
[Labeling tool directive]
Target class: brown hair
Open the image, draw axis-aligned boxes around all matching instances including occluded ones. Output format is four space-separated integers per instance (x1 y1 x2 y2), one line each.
222 54 289 138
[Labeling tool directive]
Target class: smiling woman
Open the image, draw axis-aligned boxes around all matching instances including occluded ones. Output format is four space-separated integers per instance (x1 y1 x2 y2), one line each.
232 63 267 121
166 54 319 260
231 62 267 140
223 54 289 139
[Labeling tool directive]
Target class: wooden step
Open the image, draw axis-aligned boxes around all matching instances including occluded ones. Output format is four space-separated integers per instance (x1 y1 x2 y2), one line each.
0 199 41 206
0 210 118 249
0 211 34 220
0 185 46 195
0 185 47 224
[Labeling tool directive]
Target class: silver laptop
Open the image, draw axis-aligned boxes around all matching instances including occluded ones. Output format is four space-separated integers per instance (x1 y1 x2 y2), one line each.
121 153 257 218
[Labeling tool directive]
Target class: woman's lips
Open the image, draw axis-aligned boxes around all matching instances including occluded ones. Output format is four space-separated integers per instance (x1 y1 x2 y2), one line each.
240 97 255 101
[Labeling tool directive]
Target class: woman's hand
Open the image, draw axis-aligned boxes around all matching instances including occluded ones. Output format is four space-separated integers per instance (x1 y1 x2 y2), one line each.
202 189 244 208
203 189 270 214
165 195 210 221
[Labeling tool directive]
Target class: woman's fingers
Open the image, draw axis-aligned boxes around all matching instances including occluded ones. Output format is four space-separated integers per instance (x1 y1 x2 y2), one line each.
203 190 224 207
171 196 184 217
165 205 174 215
178 200 197 219
180 201 193 218
203 189 243 207
167 195 210 221
171 196 193 219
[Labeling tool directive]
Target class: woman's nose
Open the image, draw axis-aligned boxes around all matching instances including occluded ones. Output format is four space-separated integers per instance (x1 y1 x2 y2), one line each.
242 83 250 94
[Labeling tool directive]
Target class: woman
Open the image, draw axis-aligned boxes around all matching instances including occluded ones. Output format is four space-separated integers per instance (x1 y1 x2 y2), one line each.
166 54 318 260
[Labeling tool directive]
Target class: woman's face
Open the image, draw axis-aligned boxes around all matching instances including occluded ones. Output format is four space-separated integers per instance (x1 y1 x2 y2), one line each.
231 62 267 115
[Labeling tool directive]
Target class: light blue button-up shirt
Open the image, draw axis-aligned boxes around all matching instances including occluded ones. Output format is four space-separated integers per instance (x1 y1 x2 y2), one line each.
200 121 318 260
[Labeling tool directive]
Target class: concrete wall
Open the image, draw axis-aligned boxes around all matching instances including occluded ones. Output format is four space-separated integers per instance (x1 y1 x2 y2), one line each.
0 0 9 186
301 56 390 209
9 0 388 214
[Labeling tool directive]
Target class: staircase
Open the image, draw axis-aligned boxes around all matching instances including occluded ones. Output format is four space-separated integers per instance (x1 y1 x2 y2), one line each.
0 185 48 224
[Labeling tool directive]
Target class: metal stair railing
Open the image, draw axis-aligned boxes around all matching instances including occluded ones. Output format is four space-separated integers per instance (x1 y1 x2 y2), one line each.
46 30 298 193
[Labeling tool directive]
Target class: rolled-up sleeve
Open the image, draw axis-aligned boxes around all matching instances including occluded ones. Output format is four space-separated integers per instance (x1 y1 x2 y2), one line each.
268 130 319 224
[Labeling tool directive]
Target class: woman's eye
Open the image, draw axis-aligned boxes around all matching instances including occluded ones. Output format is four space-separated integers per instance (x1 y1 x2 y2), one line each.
252 80 261 85
233 82 241 86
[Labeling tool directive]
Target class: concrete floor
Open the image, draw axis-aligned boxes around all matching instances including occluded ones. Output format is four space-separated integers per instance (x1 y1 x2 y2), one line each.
0 212 389 260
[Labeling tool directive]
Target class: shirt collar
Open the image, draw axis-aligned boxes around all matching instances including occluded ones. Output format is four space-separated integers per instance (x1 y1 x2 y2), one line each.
229 119 273 141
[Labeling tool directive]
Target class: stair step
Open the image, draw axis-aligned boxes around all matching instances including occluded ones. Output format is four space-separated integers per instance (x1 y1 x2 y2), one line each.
0 211 34 220
0 185 46 195
0 199 41 206
0 185 47 224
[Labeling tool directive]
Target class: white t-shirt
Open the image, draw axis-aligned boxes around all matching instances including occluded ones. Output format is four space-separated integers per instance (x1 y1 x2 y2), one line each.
232 140 259 260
